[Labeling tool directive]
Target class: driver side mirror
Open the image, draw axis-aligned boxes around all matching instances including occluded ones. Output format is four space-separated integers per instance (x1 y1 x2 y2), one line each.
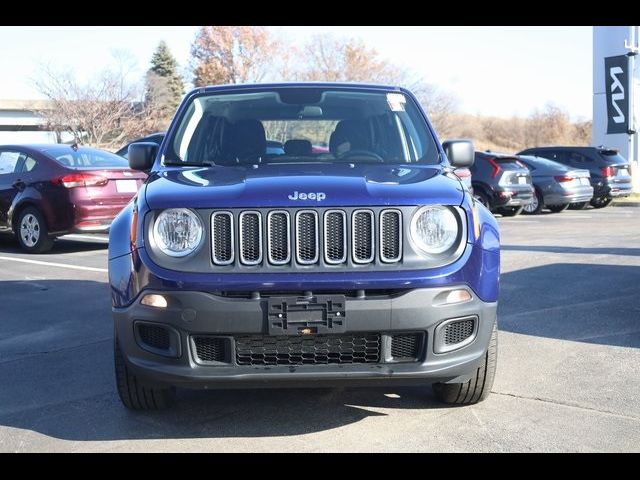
442 139 475 168
128 142 158 172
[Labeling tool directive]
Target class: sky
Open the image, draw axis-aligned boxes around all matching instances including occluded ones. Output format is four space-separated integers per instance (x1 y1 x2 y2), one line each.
0 26 593 120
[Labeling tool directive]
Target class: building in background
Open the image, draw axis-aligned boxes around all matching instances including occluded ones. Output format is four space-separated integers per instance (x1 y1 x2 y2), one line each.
0 99 63 144
593 26 640 192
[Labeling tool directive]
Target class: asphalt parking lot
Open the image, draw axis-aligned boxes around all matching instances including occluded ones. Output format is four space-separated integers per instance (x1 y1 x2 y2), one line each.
1 206 639 452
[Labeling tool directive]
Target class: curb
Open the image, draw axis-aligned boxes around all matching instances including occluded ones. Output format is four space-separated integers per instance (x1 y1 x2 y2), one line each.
612 201 640 207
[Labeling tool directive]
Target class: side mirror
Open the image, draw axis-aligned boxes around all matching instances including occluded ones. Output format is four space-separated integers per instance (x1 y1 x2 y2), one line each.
128 142 158 171
442 139 475 168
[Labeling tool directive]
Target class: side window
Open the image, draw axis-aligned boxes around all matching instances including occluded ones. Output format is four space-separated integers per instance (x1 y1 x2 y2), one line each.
568 152 590 165
0 151 21 175
22 156 37 172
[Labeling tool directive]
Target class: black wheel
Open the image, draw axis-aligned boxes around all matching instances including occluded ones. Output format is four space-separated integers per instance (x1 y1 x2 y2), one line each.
547 204 569 213
522 189 543 215
433 321 498 405
569 201 589 210
473 191 490 209
114 340 175 410
590 196 613 209
497 206 524 217
15 207 54 253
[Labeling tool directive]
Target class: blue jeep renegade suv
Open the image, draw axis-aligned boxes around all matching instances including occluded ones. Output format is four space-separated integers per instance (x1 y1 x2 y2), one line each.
108 83 500 409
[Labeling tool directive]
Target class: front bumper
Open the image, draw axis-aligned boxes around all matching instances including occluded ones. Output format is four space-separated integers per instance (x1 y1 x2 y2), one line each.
113 287 497 388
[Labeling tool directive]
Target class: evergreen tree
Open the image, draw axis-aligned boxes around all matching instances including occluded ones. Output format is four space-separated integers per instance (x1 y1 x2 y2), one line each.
145 41 184 116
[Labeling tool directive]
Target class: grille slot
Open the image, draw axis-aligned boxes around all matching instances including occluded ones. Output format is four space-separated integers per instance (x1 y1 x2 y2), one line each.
380 210 402 262
324 210 347 264
138 324 170 350
192 336 228 364
390 333 421 361
211 212 234 265
235 333 381 366
444 319 475 345
295 210 319 264
239 211 262 265
352 210 374 263
267 211 291 265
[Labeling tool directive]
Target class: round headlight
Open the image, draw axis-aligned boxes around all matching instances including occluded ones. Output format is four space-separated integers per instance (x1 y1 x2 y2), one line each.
410 206 459 255
153 208 203 257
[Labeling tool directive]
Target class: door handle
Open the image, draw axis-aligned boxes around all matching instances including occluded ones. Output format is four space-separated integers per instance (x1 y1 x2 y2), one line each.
12 180 26 190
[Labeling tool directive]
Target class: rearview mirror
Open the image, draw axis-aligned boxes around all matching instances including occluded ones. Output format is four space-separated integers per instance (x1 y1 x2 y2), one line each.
128 142 158 171
442 139 475 168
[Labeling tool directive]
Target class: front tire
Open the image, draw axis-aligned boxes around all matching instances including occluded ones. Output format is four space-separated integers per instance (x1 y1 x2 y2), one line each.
114 340 175 410
473 191 490 209
590 196 613 209
15 207 54 253
432 321 498 405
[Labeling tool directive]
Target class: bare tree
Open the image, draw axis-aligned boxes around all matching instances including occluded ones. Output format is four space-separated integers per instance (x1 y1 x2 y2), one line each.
190 26 281 86
410 82 459 138
33 60 163 149
301 34 402 84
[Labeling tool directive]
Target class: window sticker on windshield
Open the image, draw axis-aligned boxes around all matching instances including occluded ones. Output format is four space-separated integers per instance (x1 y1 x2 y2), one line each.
387 93 406 112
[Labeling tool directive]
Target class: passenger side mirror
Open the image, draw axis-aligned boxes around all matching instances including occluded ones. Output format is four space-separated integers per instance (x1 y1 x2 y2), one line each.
442 140 475 168
128 142 158 172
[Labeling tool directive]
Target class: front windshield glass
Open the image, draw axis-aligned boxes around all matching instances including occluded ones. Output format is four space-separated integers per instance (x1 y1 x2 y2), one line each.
165 88 439 166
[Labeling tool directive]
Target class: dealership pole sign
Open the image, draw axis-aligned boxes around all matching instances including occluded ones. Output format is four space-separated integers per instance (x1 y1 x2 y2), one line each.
605 55 629 134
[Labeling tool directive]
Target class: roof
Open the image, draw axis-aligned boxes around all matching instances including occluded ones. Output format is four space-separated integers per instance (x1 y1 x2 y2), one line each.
0 143 105 153
0 99 54 111
191 82 403 94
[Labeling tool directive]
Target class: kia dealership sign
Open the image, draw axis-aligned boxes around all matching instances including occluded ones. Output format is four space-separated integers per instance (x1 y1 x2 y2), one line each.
604 55 629 134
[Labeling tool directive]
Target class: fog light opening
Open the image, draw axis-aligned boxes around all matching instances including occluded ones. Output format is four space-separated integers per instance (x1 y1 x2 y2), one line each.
141 294 168 308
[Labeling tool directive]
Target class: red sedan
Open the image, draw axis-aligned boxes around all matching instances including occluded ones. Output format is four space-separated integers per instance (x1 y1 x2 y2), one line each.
0 144 146 253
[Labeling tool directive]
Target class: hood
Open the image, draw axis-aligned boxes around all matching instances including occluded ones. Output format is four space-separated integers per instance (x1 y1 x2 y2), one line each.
144 163 464 209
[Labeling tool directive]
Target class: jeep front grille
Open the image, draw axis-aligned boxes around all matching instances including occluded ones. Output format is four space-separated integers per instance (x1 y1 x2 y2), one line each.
211 212 234 265
324 210 347 264
239 211 262 265
267 211 290 264
296 210 319 264
209 208 403 268
380 210 402 262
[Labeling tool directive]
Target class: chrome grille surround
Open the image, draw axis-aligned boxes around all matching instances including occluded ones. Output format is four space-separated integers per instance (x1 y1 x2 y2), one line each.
267 210 291 265
211 211 235 265
323 210 347 264
379 209 402 263
239 211 262 265
351 209 375 264
295 210 319 265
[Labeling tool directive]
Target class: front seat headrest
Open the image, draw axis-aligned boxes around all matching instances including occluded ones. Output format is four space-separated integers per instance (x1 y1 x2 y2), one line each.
284 139 312 156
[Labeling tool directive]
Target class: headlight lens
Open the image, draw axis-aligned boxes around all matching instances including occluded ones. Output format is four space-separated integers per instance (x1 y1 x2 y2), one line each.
410 206 459 255
153 208 203 257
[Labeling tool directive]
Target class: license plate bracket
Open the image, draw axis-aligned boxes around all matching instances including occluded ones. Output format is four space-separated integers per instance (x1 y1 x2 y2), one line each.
268 295 346 335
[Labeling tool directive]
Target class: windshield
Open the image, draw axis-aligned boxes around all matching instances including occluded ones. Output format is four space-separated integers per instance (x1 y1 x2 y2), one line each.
165 88 439 167
46 146 129 169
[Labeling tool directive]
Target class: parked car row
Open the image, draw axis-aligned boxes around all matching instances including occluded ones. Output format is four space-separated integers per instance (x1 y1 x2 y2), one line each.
455 145 633 217
0 136 634 253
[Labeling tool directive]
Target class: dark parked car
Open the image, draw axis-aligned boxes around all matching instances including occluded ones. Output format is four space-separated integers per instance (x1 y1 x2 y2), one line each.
517 146 632 209
469 151 534 216
116 133 165 158
517 155 593 214
0 144 146 253
109 82 500 410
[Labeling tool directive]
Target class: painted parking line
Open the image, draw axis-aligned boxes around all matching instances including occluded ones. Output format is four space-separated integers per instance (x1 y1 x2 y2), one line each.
0 256 107 273
60 234 110 242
